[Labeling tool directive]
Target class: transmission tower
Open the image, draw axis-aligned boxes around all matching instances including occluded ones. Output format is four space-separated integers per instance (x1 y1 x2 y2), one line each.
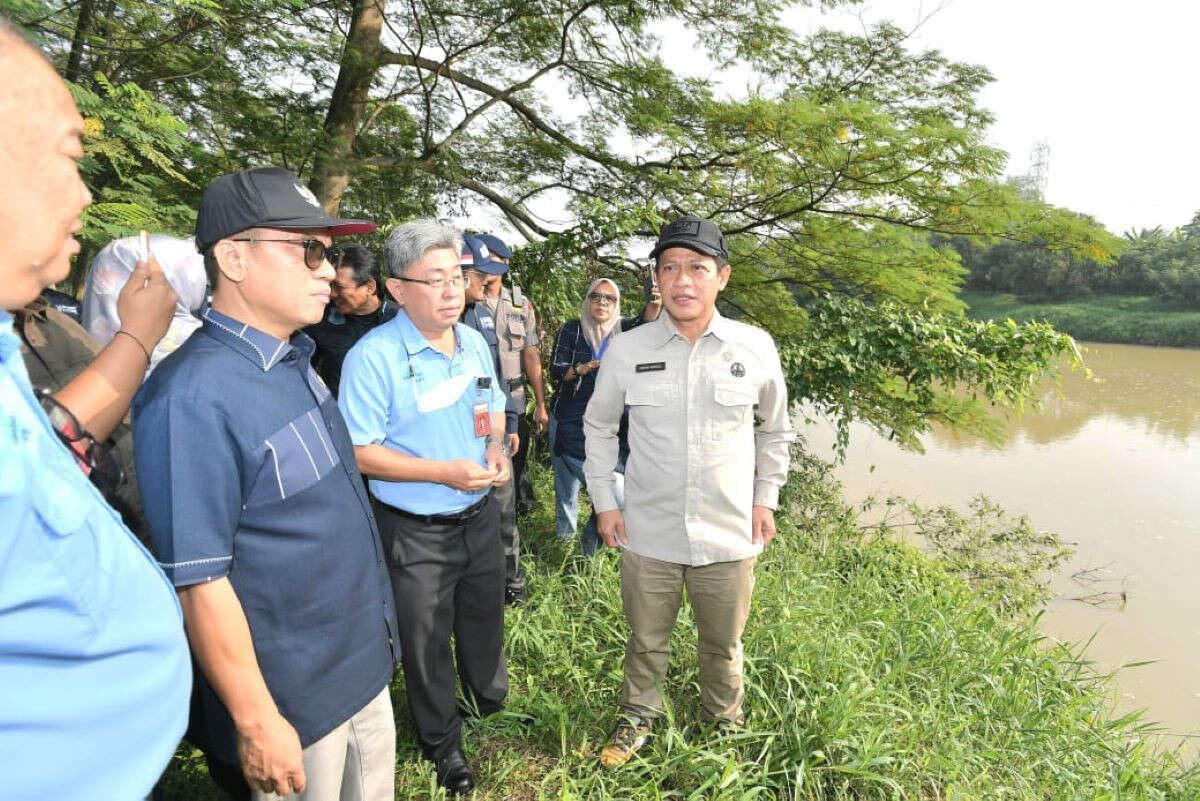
1028 140 1050 201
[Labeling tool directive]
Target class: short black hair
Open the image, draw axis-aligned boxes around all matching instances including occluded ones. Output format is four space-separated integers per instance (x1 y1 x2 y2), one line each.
202 247 220 290
336 243 380 288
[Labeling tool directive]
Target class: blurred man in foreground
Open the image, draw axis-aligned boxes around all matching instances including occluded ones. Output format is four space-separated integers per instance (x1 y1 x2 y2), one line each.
0 18 191 798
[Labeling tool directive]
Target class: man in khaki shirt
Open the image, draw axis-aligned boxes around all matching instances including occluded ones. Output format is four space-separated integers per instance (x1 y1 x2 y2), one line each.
583 215 792 767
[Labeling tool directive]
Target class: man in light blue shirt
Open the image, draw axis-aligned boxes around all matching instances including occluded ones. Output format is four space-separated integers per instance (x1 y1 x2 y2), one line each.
339 219 509 798
0 22 191 799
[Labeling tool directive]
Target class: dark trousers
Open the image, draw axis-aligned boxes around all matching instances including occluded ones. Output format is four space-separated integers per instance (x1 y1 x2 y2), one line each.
375 495 508 761
494 467 525 591
513 414 535 515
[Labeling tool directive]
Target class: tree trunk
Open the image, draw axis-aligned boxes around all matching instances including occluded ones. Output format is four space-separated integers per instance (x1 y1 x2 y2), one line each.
65 0 97 83
309 0 385 214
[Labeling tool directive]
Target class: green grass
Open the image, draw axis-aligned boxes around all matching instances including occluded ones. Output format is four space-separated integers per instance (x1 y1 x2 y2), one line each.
961 291 1200 347
156 456 1200 800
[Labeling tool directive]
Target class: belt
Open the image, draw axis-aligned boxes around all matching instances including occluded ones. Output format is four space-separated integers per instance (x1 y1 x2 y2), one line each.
382 494 490 527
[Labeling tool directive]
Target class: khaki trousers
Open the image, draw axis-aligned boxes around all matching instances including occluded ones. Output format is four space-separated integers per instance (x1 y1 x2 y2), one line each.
253 687 395 801
618 550 756 722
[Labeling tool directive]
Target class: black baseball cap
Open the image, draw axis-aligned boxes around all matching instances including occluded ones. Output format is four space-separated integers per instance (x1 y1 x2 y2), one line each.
648 214 729 264
195 167 377 252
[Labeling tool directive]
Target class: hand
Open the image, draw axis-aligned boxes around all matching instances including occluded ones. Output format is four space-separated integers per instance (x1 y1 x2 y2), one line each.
751 505 777 548
116 251 176 348
596 509 628 548
486 442 511 486
506 432 520 454
533 403 549 435
441 459 499 491
574 361 593 377
237 710 306 796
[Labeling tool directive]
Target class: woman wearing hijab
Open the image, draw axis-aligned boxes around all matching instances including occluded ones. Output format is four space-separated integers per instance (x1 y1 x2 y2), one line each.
549 277 660 554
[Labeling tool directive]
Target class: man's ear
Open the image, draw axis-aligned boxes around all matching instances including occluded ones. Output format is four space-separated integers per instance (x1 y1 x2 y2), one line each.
384 277 404 305
213 240 246 284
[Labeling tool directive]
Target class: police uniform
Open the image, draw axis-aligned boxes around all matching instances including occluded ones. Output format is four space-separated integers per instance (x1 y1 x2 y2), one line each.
584 309 792 722
484 284 539 592
338 308 509 763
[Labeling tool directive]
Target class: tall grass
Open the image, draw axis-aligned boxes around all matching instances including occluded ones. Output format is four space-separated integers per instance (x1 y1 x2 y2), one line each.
961 292 1200 348
157 456 1199 800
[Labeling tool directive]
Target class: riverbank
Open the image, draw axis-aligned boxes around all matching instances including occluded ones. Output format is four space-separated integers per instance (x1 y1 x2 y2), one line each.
156 456 1199 799
961 291 1200 347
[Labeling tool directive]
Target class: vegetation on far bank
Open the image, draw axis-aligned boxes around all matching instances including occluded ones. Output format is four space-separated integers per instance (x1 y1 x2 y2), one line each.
156 455 1200 800
962 291 1200 348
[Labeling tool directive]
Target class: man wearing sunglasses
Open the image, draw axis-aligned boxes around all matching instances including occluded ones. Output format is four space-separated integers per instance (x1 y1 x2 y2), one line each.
133 167 400 800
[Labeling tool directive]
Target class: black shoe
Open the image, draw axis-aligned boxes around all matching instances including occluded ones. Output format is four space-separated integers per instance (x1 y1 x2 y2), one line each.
436 749 474 797
504 585 528 606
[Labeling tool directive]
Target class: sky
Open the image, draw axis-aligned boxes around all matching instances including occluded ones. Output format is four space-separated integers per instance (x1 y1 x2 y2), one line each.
779 0 1200 234
471 0 1200 240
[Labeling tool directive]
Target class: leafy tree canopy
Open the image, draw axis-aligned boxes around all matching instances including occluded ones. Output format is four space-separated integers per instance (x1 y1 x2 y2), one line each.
7 0 1115 448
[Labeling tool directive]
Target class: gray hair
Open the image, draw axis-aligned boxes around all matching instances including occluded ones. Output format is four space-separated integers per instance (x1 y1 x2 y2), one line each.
384 219 463 277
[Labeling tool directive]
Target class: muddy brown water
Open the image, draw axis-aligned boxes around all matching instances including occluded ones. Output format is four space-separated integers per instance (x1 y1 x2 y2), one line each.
800 341 1200 754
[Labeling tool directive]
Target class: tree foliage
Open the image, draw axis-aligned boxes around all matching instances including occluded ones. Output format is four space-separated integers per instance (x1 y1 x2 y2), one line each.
6 0 1113 444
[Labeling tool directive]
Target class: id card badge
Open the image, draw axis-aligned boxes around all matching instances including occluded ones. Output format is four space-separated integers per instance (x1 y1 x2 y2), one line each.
473 376 492 437
473 403 492 437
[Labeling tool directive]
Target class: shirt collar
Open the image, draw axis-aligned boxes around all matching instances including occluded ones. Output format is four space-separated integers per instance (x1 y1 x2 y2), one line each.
649 308 730 349
201 308 309 371
391 308 465 359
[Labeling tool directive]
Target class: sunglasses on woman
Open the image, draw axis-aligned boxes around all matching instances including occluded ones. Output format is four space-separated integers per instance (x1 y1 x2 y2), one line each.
588 292 617 305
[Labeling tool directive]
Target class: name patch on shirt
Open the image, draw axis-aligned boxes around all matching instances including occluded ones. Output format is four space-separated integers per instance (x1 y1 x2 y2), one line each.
635 361 666 373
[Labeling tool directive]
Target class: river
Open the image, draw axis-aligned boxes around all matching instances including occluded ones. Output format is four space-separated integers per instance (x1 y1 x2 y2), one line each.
800 341 1200 754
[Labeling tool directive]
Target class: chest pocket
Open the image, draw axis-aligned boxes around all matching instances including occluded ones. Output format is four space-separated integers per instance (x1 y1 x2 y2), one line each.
709 378 757 444
247 409 341 506
627 380 676 429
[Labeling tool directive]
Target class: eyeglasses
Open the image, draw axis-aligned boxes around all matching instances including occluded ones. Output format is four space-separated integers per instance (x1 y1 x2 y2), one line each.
395 272 466 291
38 389 124 494
231 238 343 271
588 292 618 305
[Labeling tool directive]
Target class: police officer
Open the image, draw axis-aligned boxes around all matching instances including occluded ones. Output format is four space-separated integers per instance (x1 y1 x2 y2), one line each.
460 235 530 605
476 233 544 602
339 220 510 797
583 215 794 767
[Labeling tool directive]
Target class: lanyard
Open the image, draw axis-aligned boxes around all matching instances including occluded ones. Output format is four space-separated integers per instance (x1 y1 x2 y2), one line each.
591 334 611 362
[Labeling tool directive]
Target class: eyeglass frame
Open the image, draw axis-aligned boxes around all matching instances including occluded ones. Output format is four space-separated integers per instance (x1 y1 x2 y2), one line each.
393 270 467 292
230 237 344 271
587 291 618 305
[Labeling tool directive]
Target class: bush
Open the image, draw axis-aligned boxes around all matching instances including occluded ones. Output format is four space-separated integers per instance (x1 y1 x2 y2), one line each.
156 452 1199 799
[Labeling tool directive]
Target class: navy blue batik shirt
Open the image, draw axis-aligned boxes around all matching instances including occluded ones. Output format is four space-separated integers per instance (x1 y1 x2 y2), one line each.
132 308 399 766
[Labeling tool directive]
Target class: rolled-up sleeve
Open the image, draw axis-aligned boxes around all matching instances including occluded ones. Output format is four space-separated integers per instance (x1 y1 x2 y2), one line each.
133 394 240 586
582 348 626 513
339 341 393 446
753 336 793 508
